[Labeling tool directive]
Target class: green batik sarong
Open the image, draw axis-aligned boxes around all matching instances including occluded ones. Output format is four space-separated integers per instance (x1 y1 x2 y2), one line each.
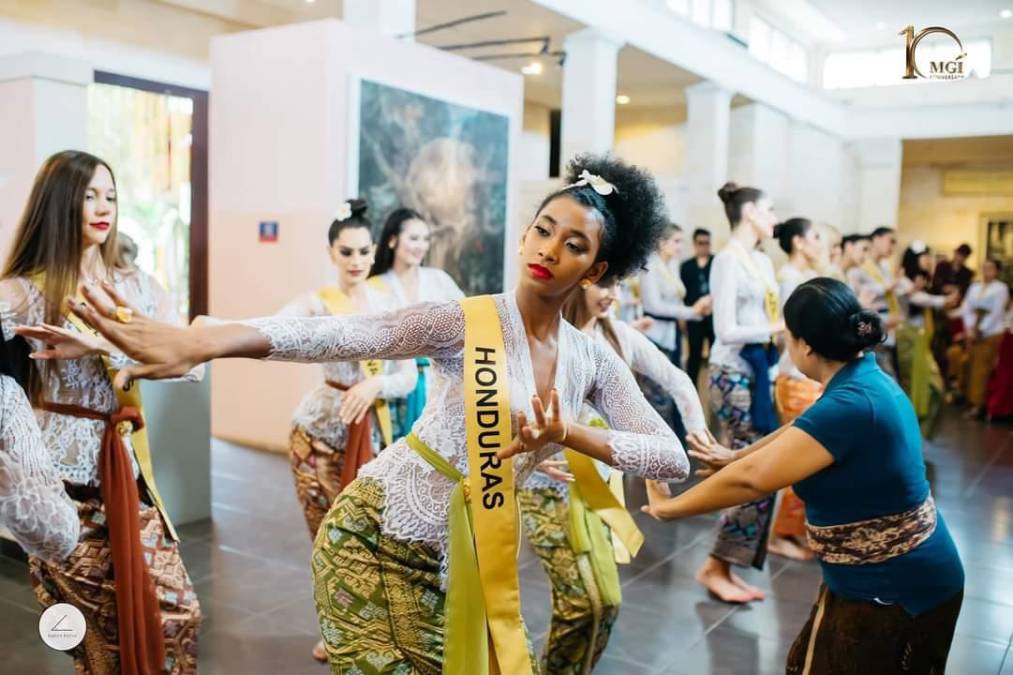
517 487 620 675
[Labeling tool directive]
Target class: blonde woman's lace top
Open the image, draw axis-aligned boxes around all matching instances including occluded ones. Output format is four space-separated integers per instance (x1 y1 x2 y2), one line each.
0 271 203 486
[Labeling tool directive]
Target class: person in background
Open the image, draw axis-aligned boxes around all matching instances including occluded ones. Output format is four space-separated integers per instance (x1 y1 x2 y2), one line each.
681 228 715 386
953 258 1009 419
848 227 901 380
932 243 974 298
825 237 845 282
698 181 782 604
643 278 964 675
984 291 1013 419
639 224 710 442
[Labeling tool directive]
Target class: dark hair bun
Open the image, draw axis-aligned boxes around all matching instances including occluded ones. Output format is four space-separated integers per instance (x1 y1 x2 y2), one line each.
717 182 739 204
348 198 368 218
541 154 667 282
848 310 885 350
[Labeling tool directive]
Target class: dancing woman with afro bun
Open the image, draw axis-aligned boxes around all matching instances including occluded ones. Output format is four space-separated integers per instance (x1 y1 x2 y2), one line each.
47 154 691 674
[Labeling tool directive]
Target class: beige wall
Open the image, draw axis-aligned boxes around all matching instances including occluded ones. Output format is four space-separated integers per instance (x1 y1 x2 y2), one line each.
210 19 523 451
898 163 1013 272
613 106 686 177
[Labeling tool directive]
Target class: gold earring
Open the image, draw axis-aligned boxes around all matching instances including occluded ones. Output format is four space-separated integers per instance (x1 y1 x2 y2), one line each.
580 279 592 288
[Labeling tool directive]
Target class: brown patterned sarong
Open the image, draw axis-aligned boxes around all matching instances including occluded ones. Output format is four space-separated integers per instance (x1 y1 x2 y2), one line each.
289 428 347 539
806 496 937 565
773 376 823 539
29 485 201 675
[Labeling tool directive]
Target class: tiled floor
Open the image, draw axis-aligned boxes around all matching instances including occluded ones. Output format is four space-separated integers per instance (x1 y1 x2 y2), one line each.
2 409 1011 674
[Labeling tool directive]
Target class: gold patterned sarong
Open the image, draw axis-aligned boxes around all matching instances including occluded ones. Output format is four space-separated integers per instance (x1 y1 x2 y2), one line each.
289 428 347 538
518 487 619 675
28 486 201 675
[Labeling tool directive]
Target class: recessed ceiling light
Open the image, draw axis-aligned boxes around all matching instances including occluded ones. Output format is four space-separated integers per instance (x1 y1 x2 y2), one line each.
1001 8 1013 18
616 95 631 105
305 0 316 3
521 62 543 76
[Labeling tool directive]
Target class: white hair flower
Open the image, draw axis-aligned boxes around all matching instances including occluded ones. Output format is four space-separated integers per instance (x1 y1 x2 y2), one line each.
335 201 353 222
909 240 927 255
568 169 618 196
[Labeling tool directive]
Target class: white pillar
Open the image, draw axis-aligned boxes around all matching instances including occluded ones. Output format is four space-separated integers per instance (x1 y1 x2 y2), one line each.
685 81 733 242
560 29 622 169
853 138 902 231
343 0 416 39
0 52 90 259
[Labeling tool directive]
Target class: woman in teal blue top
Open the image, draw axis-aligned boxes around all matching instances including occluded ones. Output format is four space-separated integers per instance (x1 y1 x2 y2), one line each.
642 277 963 674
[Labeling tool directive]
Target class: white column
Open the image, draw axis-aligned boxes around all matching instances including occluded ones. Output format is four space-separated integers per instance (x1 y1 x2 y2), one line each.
853 138 902 230
560 28 622 169
685 81 733 242
0 52 90 259
343 0 416 40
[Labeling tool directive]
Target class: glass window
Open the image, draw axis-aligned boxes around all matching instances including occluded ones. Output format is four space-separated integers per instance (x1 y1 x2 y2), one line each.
690 0 711 26
666 0 689 15
823 38 991 88
750 16 771 61
88 83 194 317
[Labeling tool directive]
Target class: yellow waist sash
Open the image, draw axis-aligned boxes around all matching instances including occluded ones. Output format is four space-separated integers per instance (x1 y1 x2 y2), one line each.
31 274 177 540
317 286 393 447
862 261 901 317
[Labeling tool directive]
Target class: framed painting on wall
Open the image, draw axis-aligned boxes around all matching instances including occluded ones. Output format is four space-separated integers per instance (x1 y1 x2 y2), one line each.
983 214 1013 286
351 78 510 296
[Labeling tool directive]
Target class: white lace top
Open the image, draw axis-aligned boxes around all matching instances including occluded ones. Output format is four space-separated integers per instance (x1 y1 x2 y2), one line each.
275 287 418 449
638 253 701 352
0 272 203 486
709 242 778 374
0 374 80 561
245 291 689 575
962 280 1010 338
379 267 464 306
525 318 705 493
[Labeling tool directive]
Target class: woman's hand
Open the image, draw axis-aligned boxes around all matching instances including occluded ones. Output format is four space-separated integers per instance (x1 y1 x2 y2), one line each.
692 296 712 316
537 460 574 483
631 316 654 333
640 479 675 521
497 389 567 460
687 428 738 477
14 322 108 360
338 377 383 425
67 281 202 389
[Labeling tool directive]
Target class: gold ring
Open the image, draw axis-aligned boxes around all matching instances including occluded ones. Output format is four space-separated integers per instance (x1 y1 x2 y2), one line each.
115 306 134 324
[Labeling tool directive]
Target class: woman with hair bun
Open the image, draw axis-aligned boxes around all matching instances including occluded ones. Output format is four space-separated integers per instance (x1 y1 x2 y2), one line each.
697 181 783 603
768 217 822 560
643 277 964 674
57 154 690 674
273 198 419 662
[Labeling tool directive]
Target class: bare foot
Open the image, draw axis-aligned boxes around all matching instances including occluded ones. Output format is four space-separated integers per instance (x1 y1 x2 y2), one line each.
695 558 753 604
312 640 328 663
768 535 815 561
728 570 766 601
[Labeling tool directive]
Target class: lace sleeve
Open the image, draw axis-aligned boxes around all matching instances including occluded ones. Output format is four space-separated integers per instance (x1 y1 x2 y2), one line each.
620 322 707 433
245 300 465 364
587 341 689 481
0 376 80 561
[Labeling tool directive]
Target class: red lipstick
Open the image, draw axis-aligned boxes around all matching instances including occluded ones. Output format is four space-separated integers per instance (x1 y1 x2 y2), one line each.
90 221 111 232
528 264 553 280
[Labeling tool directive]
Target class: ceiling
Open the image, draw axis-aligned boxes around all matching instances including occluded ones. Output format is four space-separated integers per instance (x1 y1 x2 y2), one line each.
253 0 704 109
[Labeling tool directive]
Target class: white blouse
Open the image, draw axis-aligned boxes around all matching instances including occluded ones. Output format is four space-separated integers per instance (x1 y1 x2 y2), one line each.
708 241 778 374
777 262 818 380
895 276 949 328
962 280 1010 338
638 253 701 352
0 374 80 561
0 272 203 487
379 266 464 307
847 259 898 346
245 291 689 578
525 318 706 493
275 286 418 449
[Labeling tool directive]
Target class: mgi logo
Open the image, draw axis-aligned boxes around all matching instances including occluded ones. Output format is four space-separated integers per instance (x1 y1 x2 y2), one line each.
900 26 967 80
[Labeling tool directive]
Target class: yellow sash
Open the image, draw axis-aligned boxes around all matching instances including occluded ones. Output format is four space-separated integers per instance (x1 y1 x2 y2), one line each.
563 449 643 563
862 260 901 317
460 295 531 675
726 241 779 322
31 274 177 540
317 286 393 447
